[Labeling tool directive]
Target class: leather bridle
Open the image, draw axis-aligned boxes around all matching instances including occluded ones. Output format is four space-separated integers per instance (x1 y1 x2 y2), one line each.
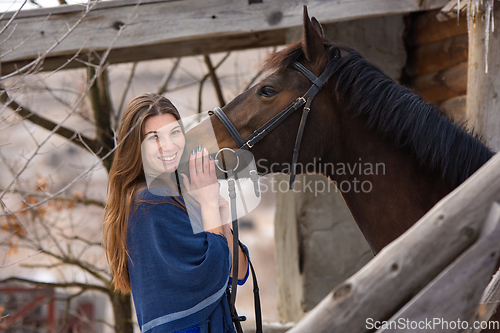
210 48 341 190
208 50 341 333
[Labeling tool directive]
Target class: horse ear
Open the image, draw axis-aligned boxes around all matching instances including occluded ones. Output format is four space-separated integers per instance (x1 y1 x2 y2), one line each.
311 17 324 37
302 6 326 62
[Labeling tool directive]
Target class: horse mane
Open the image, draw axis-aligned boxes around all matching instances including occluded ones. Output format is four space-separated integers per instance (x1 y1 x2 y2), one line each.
264 41 495 188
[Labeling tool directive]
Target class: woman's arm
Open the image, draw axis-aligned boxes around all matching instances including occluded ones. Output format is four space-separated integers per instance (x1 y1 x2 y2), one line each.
200 191 248 281
221 223 249 281
182 147 249 280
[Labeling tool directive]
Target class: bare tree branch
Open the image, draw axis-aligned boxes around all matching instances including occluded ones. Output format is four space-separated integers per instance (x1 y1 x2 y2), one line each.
204 54 225 107
60 288 86 327
0 0 141 206
87 66 115 171
198 53 231 113
0 89 104 156
1 1 99 80
116 62 138 128
243 46 276 91
0 0 27 38
157 58 181 96
28 0 42 7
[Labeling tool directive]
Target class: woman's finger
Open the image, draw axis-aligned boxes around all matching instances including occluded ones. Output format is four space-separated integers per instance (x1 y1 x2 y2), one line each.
195 145 203 178
203 148 210 178
189 149 196 180
209 153 216 179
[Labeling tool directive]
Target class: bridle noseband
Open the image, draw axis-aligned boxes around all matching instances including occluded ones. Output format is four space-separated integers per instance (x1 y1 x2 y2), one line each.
210 49 341 189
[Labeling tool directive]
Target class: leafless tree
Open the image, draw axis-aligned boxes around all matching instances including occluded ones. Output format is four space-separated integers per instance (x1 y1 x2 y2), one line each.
0 2 272 332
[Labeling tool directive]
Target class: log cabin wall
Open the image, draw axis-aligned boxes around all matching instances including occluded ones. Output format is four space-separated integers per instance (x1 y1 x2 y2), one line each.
404 9 468 120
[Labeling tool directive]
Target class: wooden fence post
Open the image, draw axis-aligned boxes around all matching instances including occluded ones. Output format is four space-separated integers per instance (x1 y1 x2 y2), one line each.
466 5 500 152
466 5 500 330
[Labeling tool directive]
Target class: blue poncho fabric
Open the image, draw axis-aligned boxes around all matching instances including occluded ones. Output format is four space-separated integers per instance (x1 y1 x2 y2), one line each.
127 186 242 333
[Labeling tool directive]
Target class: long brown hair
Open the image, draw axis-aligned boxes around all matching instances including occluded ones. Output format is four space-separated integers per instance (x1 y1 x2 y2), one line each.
103 93 182 293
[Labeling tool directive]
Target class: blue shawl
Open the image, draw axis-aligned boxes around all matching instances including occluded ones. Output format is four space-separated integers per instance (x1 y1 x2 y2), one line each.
127 186 236 333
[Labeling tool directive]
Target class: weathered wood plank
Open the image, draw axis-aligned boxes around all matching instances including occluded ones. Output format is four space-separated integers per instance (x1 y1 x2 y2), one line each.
377 202 500 333
286 152 500 333
0 0 448 75
466 6 500 152
0 29 286 74
466 7 500 331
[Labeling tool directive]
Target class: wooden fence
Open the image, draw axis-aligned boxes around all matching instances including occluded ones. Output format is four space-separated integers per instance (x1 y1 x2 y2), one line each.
288 152 500 332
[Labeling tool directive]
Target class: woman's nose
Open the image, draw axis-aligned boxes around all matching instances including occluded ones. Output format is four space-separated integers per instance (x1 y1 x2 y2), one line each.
158 137 175 152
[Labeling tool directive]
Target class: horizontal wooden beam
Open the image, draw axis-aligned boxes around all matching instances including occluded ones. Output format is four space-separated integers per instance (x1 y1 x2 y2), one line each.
1 29 286 74
0 0 448 75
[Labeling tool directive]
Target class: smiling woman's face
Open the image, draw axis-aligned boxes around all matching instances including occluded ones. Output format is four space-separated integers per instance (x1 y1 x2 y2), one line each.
142 113 185 176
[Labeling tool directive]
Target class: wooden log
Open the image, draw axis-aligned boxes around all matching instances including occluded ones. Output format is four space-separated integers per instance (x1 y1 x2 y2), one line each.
438 95 467 120
466 6 500 152
411 62 467 103
377 203 500 333
406 34 468 76
0 0 449 75
407 9 468 47
285 152 500 333
0 29 287 75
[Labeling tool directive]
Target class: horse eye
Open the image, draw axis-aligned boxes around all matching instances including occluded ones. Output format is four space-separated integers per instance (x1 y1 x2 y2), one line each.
258 86 278 98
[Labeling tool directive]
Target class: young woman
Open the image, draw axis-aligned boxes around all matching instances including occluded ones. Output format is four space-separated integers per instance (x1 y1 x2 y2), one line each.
103 93 249 333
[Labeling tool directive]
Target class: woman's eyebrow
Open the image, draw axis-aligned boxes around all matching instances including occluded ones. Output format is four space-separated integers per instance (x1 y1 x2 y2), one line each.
144 130 158 136
145 125 180 137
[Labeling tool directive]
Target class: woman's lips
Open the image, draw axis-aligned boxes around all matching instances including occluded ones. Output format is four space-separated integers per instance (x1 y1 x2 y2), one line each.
158 152 177 163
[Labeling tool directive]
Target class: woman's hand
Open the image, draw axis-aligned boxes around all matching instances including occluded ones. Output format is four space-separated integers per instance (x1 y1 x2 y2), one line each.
218 195 230 225
181 146 219 208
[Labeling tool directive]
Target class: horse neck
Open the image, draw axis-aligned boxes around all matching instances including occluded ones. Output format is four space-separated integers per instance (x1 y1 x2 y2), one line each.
321 109 453 254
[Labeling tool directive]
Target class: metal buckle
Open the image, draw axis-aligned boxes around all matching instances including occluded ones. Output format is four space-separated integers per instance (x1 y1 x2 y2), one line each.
293 97 307 109
245 130 264 149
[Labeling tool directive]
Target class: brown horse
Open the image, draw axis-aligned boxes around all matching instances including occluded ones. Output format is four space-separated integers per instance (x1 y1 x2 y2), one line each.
189 9 494 254
187 6 498 331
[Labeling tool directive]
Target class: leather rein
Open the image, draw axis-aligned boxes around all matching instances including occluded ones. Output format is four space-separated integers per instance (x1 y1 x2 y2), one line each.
208 51 341 333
